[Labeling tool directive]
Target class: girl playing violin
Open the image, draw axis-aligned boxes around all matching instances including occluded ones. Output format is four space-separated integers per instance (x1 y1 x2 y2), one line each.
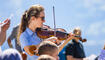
17 4 45 60
17 4 77 60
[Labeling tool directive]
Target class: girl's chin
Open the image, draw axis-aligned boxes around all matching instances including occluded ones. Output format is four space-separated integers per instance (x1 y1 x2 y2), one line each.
37 26 42 28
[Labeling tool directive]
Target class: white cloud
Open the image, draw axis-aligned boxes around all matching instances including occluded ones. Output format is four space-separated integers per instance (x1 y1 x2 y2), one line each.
85 40 105 46
100 5 105 11
85 40 97 46
10 0 22 8
81 0 105 18
86 20 105 36
15 9 24 17
0 12 7 22
83 0 105 12
0 12 2 19
83 0 104 8
102 28 105 33
86 54 97 60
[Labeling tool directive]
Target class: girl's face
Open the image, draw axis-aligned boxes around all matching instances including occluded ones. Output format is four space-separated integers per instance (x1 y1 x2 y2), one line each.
31 11 45 29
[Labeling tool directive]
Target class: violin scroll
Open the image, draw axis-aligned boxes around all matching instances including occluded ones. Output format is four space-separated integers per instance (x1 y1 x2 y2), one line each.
75 35 87 42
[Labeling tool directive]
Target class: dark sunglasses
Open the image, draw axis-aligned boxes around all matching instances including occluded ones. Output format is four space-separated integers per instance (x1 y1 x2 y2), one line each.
40 17 45 21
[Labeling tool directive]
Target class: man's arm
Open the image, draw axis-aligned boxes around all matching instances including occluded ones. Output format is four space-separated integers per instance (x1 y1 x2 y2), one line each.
0 19 10 46
67 55 74 60
58 36 74 52
58 33 78 53
7 38 13 48
0 30 6 46
65 41 75 60
7 27 17 48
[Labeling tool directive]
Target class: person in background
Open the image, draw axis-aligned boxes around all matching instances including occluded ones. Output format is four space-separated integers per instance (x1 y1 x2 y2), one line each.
38 41 59 60
38 33 78 60
37 55 56 60
7 24 27 60
0 19 22 60
1 49 22 60
56 28 67 60
98 44 105 60
65 27 86 60
7 24 22 53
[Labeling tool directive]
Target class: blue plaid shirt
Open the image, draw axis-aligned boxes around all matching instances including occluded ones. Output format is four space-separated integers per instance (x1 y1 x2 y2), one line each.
20 28 42 60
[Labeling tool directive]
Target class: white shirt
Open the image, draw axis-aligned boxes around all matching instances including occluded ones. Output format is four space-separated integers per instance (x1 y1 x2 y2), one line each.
0 46 2 54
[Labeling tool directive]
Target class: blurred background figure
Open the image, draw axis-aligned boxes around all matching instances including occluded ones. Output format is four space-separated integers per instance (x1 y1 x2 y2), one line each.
65 27 86 60
7 24 22 53
56 28 67 60
0 19 22 60
1 49 22 60
38 41 59 60
98 44 105 60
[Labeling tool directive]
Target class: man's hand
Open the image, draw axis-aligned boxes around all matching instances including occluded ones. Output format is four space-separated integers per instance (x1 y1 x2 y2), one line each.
45 37 60 44
1 19 10 32
0 19 10 46
24 45 37 56
68 33 80 41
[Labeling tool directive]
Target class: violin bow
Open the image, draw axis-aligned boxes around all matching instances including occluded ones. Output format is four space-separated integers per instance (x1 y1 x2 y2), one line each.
53 6 56 37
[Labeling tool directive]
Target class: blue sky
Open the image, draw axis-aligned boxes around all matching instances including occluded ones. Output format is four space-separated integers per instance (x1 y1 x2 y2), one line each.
0 0 105 57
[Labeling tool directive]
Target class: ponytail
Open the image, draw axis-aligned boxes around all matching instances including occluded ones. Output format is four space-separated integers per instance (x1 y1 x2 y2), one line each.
17 10 28 44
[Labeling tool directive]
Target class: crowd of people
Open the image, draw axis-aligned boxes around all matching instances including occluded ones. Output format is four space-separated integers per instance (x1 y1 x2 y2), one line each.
0 4 104 60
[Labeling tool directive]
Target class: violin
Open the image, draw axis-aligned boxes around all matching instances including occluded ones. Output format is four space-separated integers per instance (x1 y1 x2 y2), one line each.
28 28 87 56
28 28 86 56
36 28 70 40
36 28 87 42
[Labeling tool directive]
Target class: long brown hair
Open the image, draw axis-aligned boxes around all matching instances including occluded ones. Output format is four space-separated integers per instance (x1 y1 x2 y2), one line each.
17 4 44 43
103 45 105 50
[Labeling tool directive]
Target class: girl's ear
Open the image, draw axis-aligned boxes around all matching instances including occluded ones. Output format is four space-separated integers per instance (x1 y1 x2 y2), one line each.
30 16 36 21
